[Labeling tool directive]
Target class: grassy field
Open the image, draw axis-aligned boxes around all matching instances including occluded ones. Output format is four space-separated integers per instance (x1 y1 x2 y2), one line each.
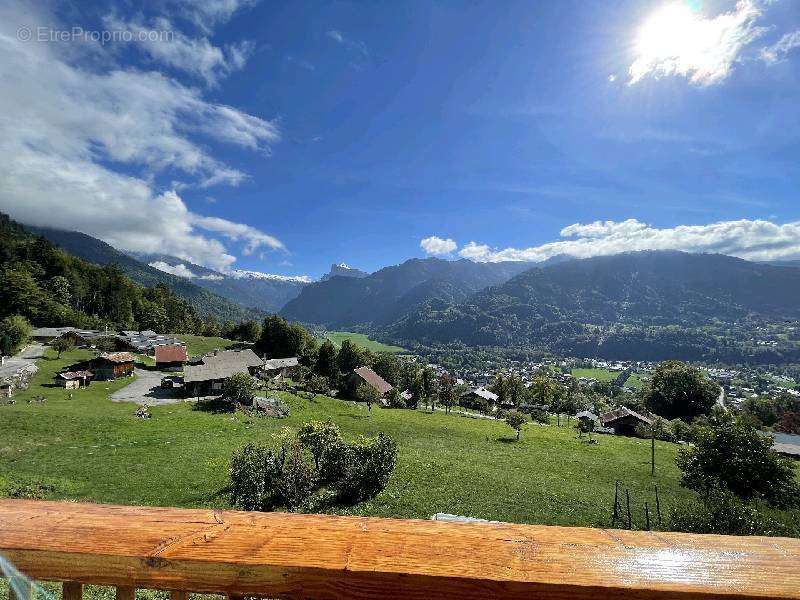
176 334 237 356
324 331 407 354
0 347 690 529
572 367 646 390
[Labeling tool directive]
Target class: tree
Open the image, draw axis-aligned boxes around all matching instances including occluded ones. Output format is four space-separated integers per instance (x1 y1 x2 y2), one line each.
257 315 317 359
490 374 509 408
0 315 32 356
677 420 800 509
51 336 74 359
372 353 401 386
644 360 719 421
439 376 457 414
529 376 557 409
316 340 338 379
355 382 381 411
421 366 438 410
223 372 257 404
776 411 800 434
505 410 527 441
336 339 366 374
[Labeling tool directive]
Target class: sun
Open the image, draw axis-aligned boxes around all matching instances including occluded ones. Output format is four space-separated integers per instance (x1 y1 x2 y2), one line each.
635 3 701 60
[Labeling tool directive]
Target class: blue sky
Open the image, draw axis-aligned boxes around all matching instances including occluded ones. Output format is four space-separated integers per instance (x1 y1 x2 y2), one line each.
1 0 800 279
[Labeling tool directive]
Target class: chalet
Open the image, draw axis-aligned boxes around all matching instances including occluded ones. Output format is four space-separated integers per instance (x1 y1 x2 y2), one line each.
262 357 301 379
155 344 188 370
183 349 264 397
349 366 393 397
600 407 655 437
90 353 135 381
459 387 498 411
120 331 185 354
56 370 93 390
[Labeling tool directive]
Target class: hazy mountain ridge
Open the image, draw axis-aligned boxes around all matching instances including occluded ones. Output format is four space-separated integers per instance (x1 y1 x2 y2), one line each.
280 257 532 328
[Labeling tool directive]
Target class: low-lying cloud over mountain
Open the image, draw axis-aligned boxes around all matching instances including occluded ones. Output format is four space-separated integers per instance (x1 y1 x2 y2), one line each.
423 219 800 264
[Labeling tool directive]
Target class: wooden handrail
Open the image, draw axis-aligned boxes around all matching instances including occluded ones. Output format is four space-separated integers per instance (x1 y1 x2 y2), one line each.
1 500 799 600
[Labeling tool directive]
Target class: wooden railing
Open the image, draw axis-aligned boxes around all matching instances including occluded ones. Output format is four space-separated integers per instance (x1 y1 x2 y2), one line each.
1 500 800 600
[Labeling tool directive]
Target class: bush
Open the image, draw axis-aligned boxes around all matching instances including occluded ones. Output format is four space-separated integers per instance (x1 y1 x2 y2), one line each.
306 375 331 395
336 433 398 503
385 388 407 409
278 441 317 509
230 423 398 511
677 421 800 509
229 442 283 511
223 372 257 403
670 487 782 536
529 409 549 424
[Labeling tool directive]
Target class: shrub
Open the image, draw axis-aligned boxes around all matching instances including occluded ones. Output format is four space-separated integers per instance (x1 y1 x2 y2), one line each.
229 442 283 511
529 409 549 424
677 421 800 509
385 388 407 409
278 441 317 509
306 375 331 395
337 433 398 503
670 487 782 536
297 420 348 483
223 372 257 404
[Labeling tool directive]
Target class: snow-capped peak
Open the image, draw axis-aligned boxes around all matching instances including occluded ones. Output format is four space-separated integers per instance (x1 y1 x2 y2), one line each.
228 270 313 284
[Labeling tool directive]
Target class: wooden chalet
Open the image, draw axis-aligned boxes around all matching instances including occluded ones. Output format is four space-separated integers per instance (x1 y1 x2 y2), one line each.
459 387 499 411
262 357 301 379
348 366 393 397
154 344 188 370
56 370 93 390
600 406 655 436
183 349 263 397
89 353 135 381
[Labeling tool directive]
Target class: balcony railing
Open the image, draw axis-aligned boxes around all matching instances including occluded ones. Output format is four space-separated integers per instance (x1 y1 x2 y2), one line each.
1 499 800 600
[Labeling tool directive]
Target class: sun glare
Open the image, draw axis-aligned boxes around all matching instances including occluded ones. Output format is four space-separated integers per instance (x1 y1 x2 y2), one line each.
627 0 759 85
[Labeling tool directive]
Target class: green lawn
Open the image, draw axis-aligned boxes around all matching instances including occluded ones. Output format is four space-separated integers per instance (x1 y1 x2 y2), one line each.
175 334 237 356
324 331 407 354
0 348 689 529
572 367 646 390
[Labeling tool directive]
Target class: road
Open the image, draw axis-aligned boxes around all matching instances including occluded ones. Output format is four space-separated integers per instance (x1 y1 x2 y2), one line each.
0 344 44 379
110 367 182 406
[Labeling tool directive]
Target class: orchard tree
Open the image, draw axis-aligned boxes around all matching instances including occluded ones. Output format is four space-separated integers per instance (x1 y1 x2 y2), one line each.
355 382 381 412
505 410 527 441
223 372 258 404
644 361 719 421
51 336 74 359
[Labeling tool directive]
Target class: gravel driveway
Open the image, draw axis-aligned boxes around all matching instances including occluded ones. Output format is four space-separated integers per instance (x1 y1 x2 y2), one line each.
110 367 182 405
0 344 44 379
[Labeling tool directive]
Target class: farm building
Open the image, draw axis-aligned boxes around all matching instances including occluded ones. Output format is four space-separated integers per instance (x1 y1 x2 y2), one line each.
155 344 188 370
348 366 393 397
120 331 185 354
183 349 264 397
576 411 599 426
263 357 300 379
56 370 93 389
459 387 498 411
89 353 135 381
600 407 655 437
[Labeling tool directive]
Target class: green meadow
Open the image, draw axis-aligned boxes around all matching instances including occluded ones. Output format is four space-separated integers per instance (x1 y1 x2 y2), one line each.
323 331 407 354
0 347 686 528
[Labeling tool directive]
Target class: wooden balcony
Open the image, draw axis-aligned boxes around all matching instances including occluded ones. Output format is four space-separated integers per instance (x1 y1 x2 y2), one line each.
1 499 800 600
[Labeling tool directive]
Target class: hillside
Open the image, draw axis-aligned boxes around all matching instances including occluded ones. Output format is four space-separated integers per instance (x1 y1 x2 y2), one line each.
0 213 201 333
27 227 262 322
385 251 800 362
280 257 531 328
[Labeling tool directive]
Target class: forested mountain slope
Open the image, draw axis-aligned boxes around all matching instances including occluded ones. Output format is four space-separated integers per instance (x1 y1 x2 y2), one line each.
27 226 262 322
280 257 530 328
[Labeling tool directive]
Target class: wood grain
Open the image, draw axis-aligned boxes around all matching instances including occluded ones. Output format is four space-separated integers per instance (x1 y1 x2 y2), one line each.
1 499 799 600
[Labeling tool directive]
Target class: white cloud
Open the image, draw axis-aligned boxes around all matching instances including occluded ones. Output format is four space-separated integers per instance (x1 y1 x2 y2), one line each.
326 29 368 56
628 0 767 85
420 236 458 256
168 0 259 32
104 15 254 86
459 219 800 264
0 1 282 272
760 30 800 63
149 261 198 278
